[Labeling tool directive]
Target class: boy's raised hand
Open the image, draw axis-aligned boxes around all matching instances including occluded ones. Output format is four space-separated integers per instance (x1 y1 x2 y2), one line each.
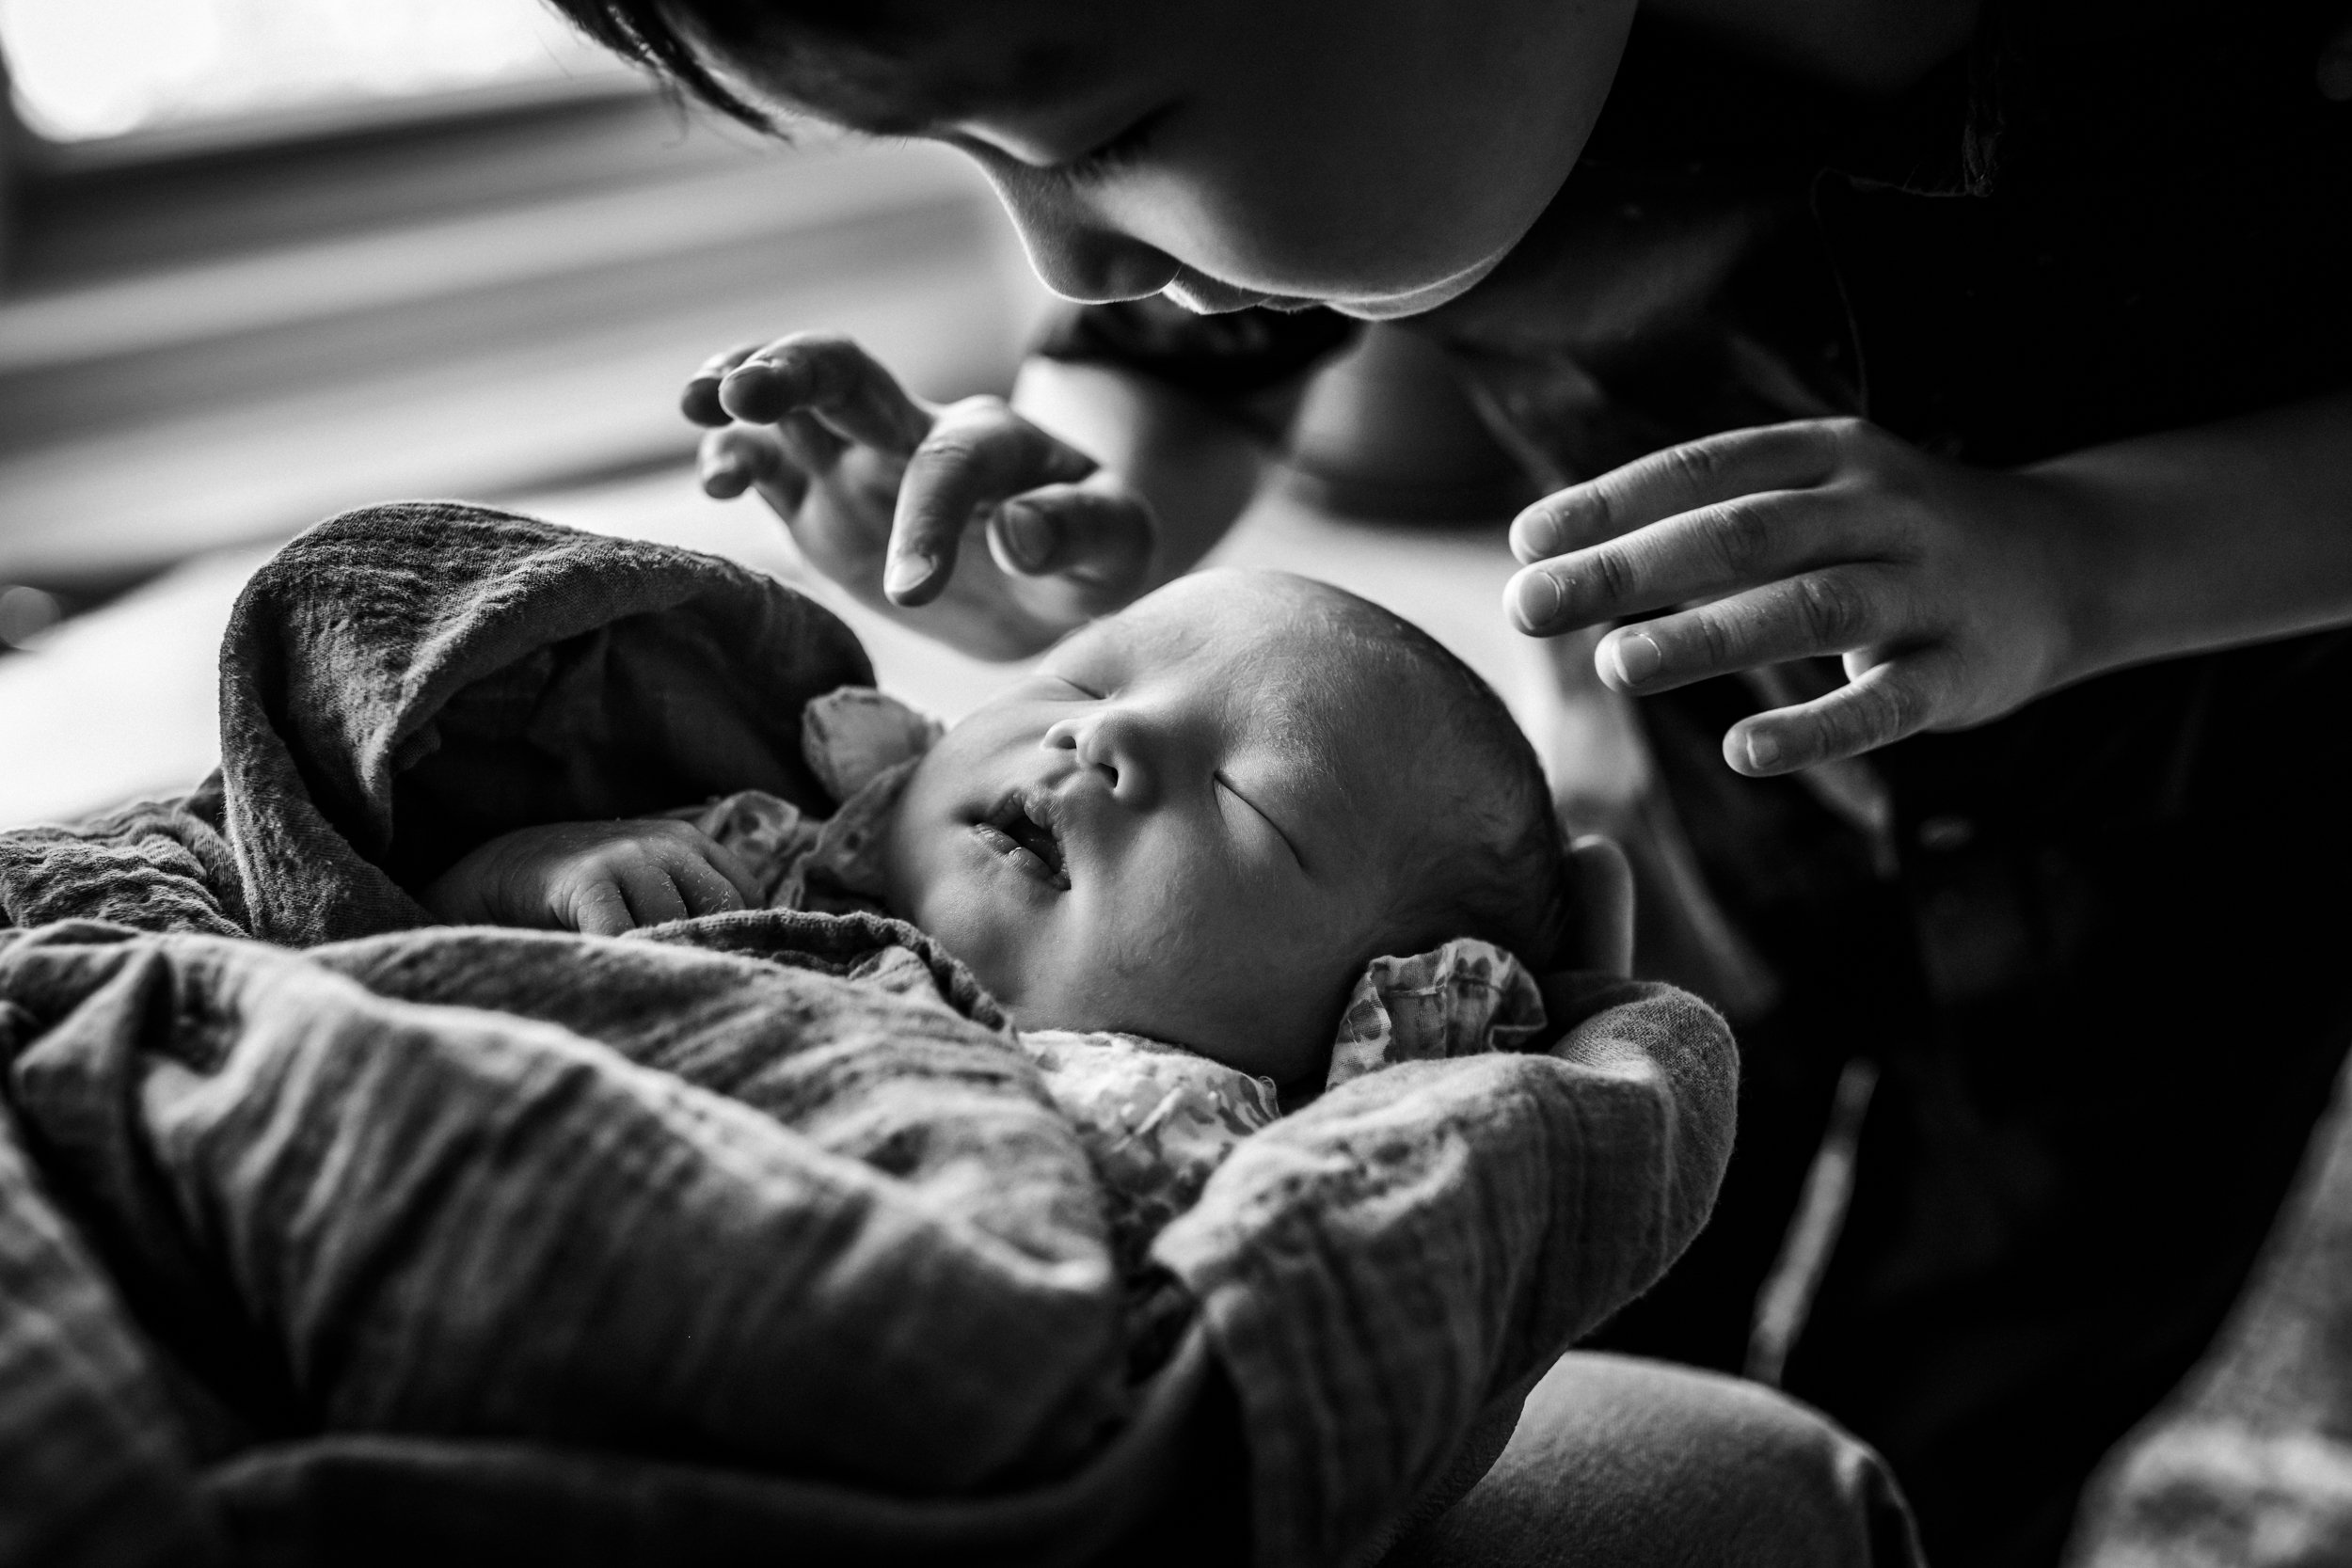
423 820 764 937
686 333 1158 658
1502 418 2087 777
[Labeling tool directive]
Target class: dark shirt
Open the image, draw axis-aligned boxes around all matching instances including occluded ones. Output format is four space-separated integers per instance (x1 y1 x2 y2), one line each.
1036 8 2352 1566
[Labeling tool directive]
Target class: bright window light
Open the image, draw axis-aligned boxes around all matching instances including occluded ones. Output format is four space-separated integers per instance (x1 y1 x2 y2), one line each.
0 0 629 143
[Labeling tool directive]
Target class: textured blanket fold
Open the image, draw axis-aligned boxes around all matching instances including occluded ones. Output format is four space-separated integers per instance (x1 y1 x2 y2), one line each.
0 503 1737 1568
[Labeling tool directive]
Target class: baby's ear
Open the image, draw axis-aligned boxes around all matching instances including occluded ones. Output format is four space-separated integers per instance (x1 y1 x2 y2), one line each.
1556 834 1633 977
1325 938 1546 1091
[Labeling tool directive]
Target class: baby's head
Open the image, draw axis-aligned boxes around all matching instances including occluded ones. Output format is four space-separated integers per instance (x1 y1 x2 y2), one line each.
548 0 1629 319
882 569 1569 1084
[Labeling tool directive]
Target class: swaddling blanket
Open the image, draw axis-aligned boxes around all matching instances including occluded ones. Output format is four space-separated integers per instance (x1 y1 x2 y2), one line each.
0 504 1736 1568
670 689 1561 1276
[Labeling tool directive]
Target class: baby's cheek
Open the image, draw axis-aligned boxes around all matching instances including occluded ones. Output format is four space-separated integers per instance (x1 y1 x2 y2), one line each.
1166 937 1348 1085
909 877 1036 1007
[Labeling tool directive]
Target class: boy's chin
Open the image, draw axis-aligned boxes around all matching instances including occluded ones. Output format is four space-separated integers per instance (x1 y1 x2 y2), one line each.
1323 255 1514 321
1161 250 1509 323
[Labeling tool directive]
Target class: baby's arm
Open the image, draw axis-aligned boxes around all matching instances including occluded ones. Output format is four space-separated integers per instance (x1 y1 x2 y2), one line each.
424 820 762 936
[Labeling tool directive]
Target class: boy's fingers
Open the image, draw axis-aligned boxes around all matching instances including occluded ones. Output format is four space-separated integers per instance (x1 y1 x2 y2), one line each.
891 399 1098 606
699 425 804 505
615 865 692 927
1511 420 1851 564
566 877 637 938
1504 488 1882 639
984 483 1157 605
683 340 771 427
717 333 934 455
1591 565 1909 695
1724 654 1953 775
771 410 847 475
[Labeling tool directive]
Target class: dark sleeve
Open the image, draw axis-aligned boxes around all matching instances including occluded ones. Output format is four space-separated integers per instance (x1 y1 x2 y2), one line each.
1029 298 1362 404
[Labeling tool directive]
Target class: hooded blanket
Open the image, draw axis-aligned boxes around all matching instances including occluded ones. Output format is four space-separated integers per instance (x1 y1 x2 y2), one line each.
0 504 1736 1568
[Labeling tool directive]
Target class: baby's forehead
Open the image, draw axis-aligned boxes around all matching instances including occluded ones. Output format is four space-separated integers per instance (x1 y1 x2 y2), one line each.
1120 581 1439 775
1092 575 1399 692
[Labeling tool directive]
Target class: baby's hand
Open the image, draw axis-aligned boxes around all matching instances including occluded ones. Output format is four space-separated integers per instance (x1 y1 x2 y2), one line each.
423 820 764 937
685 333 1157 659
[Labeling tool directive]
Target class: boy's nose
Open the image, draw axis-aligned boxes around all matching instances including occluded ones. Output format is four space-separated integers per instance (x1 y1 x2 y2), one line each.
982 168 1179 303
1043 711 1159 805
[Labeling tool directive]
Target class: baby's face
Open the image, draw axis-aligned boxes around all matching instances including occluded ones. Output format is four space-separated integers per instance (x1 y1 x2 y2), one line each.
715 0 1633 319
882 570 1424 1083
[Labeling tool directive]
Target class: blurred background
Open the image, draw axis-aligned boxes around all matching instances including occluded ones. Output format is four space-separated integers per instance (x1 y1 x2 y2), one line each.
0 0 1533 828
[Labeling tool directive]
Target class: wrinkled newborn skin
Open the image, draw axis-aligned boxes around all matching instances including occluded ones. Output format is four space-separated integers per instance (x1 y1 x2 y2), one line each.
882 569 1458 1085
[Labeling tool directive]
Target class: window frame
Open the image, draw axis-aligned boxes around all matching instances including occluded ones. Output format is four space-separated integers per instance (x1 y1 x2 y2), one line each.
0 42 1039 596
1 60 684 297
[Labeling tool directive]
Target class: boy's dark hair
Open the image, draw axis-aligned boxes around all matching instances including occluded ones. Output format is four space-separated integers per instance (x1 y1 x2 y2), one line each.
543 0 914 131
1314 592 1578 977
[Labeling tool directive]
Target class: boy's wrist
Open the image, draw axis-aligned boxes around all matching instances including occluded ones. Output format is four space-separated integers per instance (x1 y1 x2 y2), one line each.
2017 392 2352 689
2013 461 2140 693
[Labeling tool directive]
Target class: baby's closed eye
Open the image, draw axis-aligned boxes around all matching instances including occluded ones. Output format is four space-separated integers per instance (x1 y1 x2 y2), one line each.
1215 773 1303 869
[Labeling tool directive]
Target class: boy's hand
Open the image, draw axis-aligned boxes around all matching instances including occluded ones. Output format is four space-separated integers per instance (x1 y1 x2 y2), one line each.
686 333 1159 658
424 820 764 937
1502 418 2088 777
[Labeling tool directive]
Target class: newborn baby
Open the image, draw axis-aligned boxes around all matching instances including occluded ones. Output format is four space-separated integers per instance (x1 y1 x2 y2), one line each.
427 568 1571 1091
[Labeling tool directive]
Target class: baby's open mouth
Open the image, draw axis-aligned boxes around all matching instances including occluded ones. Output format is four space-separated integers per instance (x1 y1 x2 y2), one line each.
975 790 1068 890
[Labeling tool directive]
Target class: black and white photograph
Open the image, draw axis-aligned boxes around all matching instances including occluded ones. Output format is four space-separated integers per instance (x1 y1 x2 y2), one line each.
2 3 2348 1565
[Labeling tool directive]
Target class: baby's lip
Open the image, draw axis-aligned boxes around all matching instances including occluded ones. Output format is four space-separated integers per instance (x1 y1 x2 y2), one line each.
974 785 1069 890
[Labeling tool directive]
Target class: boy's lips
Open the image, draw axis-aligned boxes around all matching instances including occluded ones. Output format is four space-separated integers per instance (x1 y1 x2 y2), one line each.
974 786 1069 890
1161 266 1285 314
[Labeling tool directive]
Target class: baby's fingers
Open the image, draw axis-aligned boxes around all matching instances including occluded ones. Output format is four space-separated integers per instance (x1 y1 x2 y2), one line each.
717 333 933 455
1724 655 1958 776
1593 566 1911 696
564 876 638 938
985 482 1156 607
615 863 693 927
660 835 760 915
889 398 1098 606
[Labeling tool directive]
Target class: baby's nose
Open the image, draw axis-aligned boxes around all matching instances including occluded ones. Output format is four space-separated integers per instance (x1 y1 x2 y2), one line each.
1043 712 1152 802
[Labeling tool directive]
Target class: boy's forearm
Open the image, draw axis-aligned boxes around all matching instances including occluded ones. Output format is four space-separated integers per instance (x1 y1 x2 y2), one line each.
1011 356 1295 587
2037 391 2352 686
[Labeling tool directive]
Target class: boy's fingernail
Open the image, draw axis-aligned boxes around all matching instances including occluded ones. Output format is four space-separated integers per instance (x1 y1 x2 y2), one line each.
883 551 934 598
1517 513 1562 558
1745 731 1781 770
1000 504 1052 570
717 359 774 403
1612 632 1662 686
1512 571 1563 629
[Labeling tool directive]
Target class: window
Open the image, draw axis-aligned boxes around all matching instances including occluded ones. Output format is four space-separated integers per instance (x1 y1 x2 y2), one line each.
0 5 1044 600
2 0 626 147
